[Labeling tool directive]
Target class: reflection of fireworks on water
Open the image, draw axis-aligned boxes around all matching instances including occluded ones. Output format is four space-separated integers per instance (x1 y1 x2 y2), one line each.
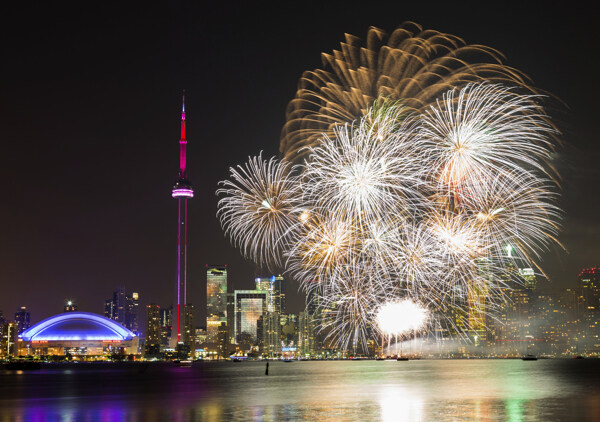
218 25 562 353
281 22 533 162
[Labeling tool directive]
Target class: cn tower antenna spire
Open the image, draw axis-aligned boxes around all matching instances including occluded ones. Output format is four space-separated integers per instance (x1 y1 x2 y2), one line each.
179 90 187 176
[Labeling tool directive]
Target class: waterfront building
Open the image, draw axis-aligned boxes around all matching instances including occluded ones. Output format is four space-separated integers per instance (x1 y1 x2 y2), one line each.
17 312 138 357
182 304 195 355
578 267 600 352
207 266 228 344
171 92 194 347
159 306 173 348
234 290 267 344
145 304 161 356
14 306 31 335
260 311 281 357
298 311 316 356
0 322 16 357
255 275 286 314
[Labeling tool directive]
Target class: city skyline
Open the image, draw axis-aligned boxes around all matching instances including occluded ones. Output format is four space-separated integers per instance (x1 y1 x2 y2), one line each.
0 2 597 324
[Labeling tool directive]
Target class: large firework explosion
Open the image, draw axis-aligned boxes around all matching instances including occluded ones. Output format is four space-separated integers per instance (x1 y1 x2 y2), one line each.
218 24 562 353
280 22 536 163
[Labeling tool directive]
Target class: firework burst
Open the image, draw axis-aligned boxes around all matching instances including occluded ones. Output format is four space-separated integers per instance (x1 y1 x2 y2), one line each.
281 22 533 162
218 26 562 354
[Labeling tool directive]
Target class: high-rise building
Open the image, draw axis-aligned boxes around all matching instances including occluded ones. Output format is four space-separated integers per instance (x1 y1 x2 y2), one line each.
255 275 285 314
104 287 139 334
14 307 30 335
182 304 195 355
260 311 281 357
0 322 16 357
126 292 140 334
160 306 173 348
298 311 316 356
171 92 194 347
145 304 161 356
234 290 267 343
207 266 228 344
578 267 600 351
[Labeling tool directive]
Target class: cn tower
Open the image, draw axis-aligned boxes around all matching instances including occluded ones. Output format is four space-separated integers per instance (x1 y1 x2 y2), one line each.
171 91 193 345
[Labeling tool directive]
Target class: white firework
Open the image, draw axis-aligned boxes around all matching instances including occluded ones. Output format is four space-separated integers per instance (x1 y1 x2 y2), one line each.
216 153 300 269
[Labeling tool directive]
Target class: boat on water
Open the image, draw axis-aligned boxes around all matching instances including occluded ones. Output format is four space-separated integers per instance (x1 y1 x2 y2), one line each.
396 357 409 361
521 354 538 361
173 360 193 367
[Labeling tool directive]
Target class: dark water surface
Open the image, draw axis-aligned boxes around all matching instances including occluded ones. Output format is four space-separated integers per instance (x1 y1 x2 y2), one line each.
1 359 599 421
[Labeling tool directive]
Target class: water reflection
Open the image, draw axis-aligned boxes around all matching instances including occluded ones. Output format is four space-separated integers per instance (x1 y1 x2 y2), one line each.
1 360 599 421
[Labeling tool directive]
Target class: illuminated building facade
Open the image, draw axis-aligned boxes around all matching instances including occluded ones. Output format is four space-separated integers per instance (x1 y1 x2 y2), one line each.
171 92 194 347
578 267 600 351
1 322 16 357
14 306 31 335
298 311 316 356
17 312 138 356
104 287 139 334
259 312 281 357
207 266 228 343
234 290 267 343
145 304 161 355
255 275 285 314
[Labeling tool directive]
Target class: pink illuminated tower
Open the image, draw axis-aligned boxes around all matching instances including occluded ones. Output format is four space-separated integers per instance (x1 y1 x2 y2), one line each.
171 91 194 347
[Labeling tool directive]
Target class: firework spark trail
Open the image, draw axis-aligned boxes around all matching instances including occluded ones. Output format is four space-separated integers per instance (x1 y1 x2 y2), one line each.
280 22 534 162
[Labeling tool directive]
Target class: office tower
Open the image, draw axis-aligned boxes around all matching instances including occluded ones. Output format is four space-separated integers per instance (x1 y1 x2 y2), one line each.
207 266 228 343
519 268 537 291
298 311 316 356
64 300 78 312
261 312 281 357
171 92 194 346
0 322 16 357
145 304 161 355
182 304 195 355
255 275 285 314
125 292 139 334
217 322 229 358
160 306 173 348
234 290 267 343
104 287 139 333
578 267 600 351
14 307 30 335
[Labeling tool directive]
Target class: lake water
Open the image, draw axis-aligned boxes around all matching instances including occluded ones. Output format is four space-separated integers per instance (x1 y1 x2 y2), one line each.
1 359 599 421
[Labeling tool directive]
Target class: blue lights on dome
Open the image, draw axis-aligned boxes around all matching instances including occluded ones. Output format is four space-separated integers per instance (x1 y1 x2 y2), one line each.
20 312 136 342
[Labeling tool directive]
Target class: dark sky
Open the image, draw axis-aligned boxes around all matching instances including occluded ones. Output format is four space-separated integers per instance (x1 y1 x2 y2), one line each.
0 1 597 326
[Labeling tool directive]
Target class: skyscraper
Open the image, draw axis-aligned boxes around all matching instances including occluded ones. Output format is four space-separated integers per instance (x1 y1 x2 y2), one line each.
234 290 267 343
14 306 30 335
207 266 228 344
171 92 194 346
104 287 139 334
255 275 285 314
145 304 161 356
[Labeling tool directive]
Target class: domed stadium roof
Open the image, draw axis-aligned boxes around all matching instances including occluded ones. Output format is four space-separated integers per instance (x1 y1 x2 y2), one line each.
20 312 136 341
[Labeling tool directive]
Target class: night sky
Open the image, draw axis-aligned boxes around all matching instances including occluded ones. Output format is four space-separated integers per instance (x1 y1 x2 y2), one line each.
0 1 597 326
